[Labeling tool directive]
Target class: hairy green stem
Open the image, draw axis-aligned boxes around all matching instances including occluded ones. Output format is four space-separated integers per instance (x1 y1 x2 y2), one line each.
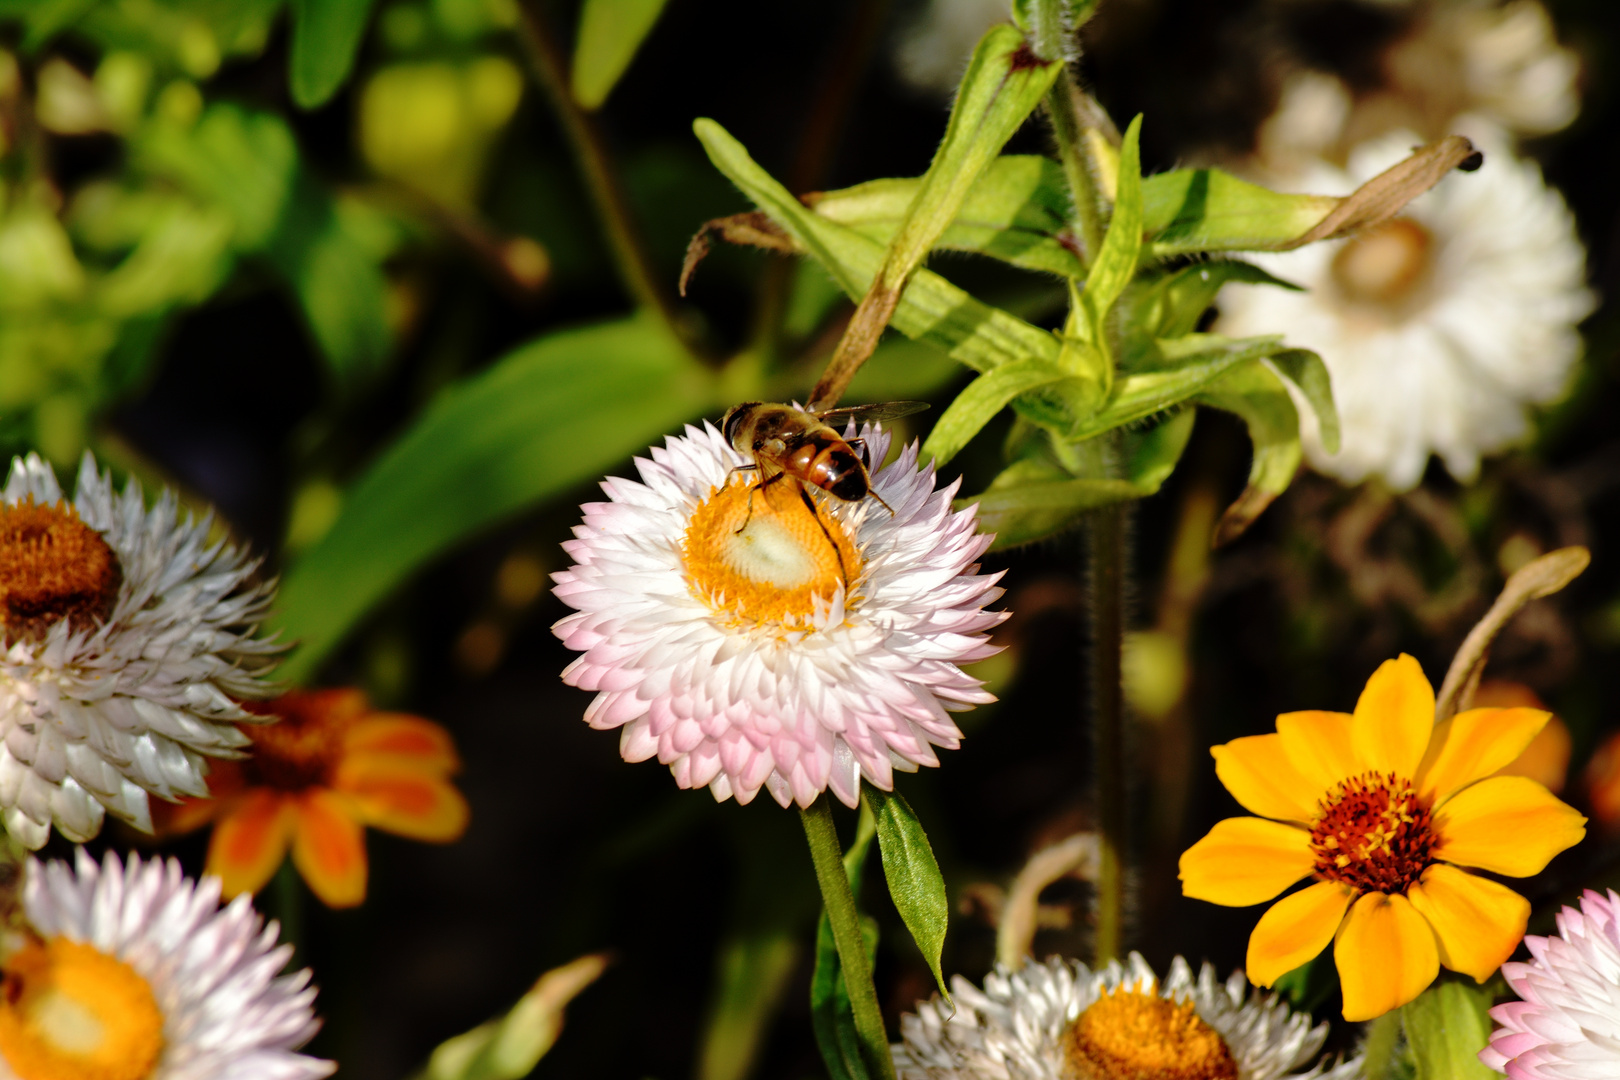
801 797 896 1080
513 0 689 348
1086 479 1126 963
1045 69 1107 264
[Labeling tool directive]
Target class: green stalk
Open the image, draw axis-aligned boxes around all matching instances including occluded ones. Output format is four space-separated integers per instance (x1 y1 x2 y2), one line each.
1045 69 1108 263
1086 489 1127 963
271 860 305 967
801 797 896 1080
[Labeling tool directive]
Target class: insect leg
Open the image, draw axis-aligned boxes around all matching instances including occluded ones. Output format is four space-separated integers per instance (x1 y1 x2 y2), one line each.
800 485 849 586
868 489 897 516
736 469 788 533
724 463 760 485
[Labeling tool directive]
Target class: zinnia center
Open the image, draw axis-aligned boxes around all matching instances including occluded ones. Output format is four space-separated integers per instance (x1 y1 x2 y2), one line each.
240 692 358 789
1330 218 1434 306
1063 987 1237 1080
0 938 165 1080
682 477 861 627
1310 771 1437 893
0 499 121 643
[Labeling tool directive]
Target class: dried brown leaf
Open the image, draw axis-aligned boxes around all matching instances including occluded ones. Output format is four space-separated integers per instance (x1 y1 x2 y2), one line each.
1282 135 1479 250
678 212 797 296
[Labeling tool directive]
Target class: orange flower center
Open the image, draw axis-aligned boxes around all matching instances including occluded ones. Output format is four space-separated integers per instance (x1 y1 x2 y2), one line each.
0 499 120 643
1064 987 1237 1080
241 690 361 790
1310 771 1437 894
1330 218 1434 307
681 476 861 629
0 938 165 1080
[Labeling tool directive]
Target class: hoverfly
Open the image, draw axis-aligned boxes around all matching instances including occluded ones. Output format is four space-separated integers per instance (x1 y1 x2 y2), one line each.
718 401 930 580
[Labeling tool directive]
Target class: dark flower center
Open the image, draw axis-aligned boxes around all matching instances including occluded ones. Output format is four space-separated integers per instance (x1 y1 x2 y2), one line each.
1310 771 1437 894
240 690 361 790
0 499 120 644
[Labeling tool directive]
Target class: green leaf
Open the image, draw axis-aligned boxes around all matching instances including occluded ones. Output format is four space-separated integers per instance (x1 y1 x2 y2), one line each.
290 0 377 109
1077 114 1143 350
1362 1010 1410 1080
1269 347 1339 454
698 933 800 1080
413 953 609 1080
1141 167 1338 258
923 359 1073 465
1401 980 1498 1080
864 787 951 1002
571 0 670 109
1123 407 1195 491
1129 260 1301 346
272 316 713 684
135 105 298 251
694 118 1064 377
810 157 1082 279
1195 360 1303 544
810 804 879 1080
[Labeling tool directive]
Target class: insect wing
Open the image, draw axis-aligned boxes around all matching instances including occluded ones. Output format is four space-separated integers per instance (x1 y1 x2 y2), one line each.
813 400 930 428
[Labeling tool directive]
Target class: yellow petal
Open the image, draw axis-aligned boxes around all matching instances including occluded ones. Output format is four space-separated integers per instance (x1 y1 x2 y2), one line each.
1432 775 1587 877
206 790 295 900
1406 864 1529 982
1416 707 1551 803
1180 817 1314 907
1276 711 1357 800
1334 891 1439 1021
1212 735 1317 822
1246 880 1355 986
1351 655 1434 779
291 790 369 909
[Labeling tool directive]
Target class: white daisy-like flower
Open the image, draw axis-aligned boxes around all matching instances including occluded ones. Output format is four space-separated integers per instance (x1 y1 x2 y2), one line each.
551 420 1005 809
895 953 1362 1080
1481 888 1620 1079
0 849 332 1080
0 452 282 848
1215 127 1593 490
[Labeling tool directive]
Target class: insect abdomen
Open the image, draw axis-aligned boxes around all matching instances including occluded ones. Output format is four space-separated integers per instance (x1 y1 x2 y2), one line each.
812 446 868 501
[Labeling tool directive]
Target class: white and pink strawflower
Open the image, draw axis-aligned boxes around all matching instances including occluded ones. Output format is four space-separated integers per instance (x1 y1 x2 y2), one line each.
1482 888 1620 1079
0 849 333 1080
552 420 1005 809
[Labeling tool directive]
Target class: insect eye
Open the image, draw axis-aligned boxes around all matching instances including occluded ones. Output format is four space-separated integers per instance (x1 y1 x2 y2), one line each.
722 405 752 445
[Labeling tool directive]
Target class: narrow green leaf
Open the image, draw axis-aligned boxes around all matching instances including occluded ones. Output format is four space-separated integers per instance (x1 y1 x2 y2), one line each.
272 316 713 684
864 788 951 1002
1401 980 1498 1080
1196 361 1302 498
922 359 1072 466
698 933 800 1080
695 118 1063 376
1269 347 1340 454
1141 167 1338 257
1123 408 1195 491
810 804 878 1080
1066 333 1289 441
290 0 377 109
971 472 1148 549
414 954 609 1080
571 0 670 109
1078 114 1143 343
1132 260 1301 344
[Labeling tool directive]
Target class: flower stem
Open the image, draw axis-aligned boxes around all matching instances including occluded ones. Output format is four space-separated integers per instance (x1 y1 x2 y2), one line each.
801 797 897 1080
271 860 305 967
512 0 690 350
1086 493 1127 963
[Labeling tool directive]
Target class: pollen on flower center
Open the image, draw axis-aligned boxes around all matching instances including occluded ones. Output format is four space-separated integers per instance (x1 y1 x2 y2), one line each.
681 476 861 627
1310 771 1437 894
0 938 165 1080
1330 218 1434 307
240 692 360 789
1063 986 1238 1080
0 498 121 643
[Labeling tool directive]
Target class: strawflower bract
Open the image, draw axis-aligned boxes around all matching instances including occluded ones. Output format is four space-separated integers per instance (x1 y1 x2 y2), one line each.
893 953 1360 1080
157 687 468 908
0 453 282 849
0 849 332 1080
552 421 1004 808
1483 888 1620 1078
1180 654 1586 1020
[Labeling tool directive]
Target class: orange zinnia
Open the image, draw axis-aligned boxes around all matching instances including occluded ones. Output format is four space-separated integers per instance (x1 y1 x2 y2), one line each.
160 688 469 908
1180 655 1586 1021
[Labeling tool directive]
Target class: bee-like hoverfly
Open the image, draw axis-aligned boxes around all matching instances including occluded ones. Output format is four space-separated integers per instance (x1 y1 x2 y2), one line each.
719 400 930 513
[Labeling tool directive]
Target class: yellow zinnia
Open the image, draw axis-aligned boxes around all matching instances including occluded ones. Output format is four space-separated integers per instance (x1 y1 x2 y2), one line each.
1179 654 1587 1021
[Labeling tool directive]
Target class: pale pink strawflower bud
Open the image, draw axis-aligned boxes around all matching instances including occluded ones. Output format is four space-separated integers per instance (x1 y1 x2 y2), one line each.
552 421 1005 808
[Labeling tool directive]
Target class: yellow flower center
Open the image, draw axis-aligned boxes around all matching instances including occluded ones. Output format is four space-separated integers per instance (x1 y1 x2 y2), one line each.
0 938 165 1080
1330 218 1434 307
0 499 121 643
1063 986 1237 1080
682 476 861 628
1310 771 1437 894
241 689 364 790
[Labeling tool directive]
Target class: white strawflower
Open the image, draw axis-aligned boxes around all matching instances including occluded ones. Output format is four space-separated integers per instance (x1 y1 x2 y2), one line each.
1482 889 1620 1079
895 953 1362 1080
552 421 1005 808
0 849 332 1080
1215 128 1593 490
0 453 281 848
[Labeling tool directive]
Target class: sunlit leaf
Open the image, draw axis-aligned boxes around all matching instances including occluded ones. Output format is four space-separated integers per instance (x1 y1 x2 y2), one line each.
1269 348 1339 454
1195 360 1302 545
290 0 377 109
865 787 951 1001
272 315 714 684
1067 333 1289 441
1142 167 1338 257
1076 114 1143 352
923 359 1073 465
1401 980 1497 1080
810 803 878 1080
571 0 671 109
413 953 609 1080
